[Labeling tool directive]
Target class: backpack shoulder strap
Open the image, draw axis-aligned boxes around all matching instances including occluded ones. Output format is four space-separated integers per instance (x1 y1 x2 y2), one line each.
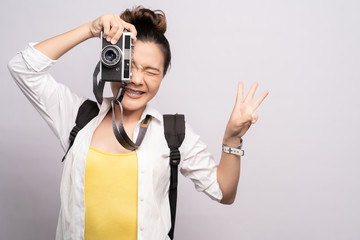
62 99 99 162
163 114 185 240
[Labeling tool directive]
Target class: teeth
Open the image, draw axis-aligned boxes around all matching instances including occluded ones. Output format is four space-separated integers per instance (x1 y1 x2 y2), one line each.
126 89 142 95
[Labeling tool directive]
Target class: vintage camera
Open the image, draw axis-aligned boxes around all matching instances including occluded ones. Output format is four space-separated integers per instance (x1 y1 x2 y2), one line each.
100 31 133 83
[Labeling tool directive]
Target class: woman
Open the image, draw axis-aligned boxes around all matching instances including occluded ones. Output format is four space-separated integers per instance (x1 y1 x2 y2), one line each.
8 6 268 240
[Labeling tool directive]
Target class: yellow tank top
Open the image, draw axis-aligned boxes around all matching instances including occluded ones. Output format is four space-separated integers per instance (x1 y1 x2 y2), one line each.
84 146 138 240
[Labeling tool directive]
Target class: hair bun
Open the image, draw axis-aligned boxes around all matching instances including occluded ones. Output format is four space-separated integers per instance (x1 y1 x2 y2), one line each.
120 6 172 76
121 6 167 34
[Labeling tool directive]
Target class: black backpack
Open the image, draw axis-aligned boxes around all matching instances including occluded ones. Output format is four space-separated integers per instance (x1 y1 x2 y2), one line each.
62 99 185 240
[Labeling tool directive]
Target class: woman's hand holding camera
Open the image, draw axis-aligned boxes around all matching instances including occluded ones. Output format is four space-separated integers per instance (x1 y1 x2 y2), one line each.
223 81 269 147
34 14 136 60
89 14 137 44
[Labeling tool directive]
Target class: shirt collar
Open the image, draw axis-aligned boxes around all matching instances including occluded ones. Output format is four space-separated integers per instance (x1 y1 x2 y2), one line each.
140 104 163 122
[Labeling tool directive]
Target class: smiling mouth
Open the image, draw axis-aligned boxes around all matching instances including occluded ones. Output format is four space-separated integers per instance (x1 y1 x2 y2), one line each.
125 88 144 96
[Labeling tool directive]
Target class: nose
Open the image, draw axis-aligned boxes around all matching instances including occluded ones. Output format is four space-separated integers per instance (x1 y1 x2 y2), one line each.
130 68 144 85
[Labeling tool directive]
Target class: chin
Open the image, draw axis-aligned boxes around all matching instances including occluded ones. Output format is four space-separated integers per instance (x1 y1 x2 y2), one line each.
121 99 147 113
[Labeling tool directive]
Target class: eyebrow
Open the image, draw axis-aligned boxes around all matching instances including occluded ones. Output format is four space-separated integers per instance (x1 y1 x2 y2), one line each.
132 60 161 73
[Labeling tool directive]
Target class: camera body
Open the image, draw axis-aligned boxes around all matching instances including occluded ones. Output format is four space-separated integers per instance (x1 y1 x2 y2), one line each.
100 31 133 83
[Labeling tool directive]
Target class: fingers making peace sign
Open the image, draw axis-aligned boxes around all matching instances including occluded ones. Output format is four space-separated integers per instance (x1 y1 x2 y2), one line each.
223 81 269 146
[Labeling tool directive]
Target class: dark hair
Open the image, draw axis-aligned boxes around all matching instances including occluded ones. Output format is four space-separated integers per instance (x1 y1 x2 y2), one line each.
120 6 171 75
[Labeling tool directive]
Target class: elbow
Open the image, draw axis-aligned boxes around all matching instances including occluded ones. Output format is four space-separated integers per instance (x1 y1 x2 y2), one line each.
217 178 238 205
220 195 236 205
220 199 235 205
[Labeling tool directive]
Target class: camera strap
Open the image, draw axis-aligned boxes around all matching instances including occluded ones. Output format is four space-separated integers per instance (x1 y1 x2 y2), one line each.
93 61 150 150
93 61 105 104
111 88 152 151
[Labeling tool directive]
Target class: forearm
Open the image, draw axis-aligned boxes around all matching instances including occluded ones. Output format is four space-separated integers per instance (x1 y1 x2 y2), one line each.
216 81 269 204
34 22 93 60
217 136 241 204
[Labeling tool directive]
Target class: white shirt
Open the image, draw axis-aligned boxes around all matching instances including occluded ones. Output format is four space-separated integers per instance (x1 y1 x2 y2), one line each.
8 43 223 240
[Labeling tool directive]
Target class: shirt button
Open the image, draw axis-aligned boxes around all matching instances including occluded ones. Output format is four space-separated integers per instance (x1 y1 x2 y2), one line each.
140 226 144 231
140 197 144 201
141 170 145 174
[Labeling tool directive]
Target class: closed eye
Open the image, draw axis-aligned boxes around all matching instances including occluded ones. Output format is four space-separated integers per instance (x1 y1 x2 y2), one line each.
145 70 160 76
132 61 161 76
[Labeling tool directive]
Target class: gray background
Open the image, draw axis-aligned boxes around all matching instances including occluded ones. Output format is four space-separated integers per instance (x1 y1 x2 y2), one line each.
1 0 360 239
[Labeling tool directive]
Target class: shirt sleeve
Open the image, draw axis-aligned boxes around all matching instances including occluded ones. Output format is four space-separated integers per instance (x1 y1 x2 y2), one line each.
7 43 85 152
179 123 223 202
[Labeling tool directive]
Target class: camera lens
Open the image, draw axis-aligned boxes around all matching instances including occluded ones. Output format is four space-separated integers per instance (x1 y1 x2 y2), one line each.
101 45 121 67
105 50 116 61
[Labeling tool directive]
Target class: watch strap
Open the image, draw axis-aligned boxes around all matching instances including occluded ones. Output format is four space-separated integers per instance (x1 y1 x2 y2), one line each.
222 138 244 156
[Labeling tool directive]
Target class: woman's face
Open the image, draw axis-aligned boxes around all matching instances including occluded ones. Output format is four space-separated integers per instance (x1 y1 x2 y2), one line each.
111 40 164 113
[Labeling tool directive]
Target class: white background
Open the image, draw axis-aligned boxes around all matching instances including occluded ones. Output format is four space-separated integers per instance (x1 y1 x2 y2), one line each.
1 0 360 239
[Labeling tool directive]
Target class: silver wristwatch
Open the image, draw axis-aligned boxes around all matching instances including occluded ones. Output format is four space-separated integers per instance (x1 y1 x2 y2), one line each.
222 138 244 156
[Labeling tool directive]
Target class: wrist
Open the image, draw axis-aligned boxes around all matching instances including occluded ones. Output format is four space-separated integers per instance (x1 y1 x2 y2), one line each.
222 136 242 147
82 22 96 39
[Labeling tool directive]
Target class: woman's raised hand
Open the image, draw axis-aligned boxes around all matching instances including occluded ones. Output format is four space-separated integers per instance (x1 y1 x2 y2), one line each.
223 81 269 146
89 14 137 44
